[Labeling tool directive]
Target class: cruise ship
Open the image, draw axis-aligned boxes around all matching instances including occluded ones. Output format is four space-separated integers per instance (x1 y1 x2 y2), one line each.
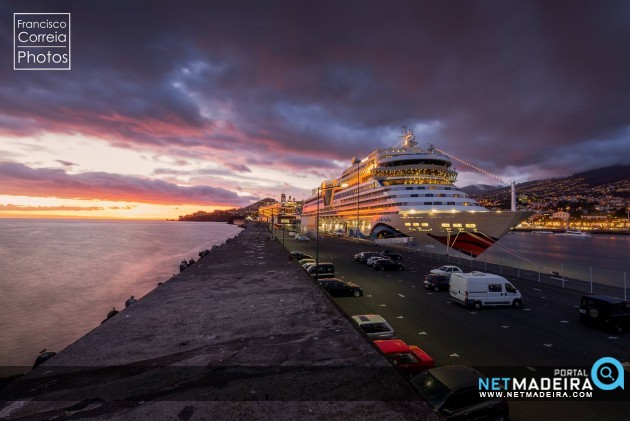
300 128 533 258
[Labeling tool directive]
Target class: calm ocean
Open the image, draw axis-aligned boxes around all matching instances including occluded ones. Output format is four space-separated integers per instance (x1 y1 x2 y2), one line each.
0 219 242 368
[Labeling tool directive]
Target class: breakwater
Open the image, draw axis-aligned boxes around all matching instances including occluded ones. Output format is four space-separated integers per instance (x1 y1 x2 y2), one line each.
0 225 434 420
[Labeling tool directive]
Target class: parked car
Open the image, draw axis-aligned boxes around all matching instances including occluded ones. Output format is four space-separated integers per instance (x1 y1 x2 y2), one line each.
351 314 395 339
411 366 509 420
380 250 402 260
367 256 392 267
579 295 630 333
288 231 298 237
424 274 450 291
295 235 310 241
374 260 405 271
298 258 316 266
306 262 336 279
355 251 382 264
319 278 363 297
430 265 463 278
374 339 435 377
449 272 523 310
290 251 313 261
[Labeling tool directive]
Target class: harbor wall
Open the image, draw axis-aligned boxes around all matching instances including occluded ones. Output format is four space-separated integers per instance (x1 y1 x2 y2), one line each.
0 225 435 420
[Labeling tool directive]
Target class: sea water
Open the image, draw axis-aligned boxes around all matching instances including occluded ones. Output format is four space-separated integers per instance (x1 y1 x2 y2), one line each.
0 219 242 367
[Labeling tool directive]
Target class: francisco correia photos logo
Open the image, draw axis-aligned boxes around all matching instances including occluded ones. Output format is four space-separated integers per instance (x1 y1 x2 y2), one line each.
14 13 71 70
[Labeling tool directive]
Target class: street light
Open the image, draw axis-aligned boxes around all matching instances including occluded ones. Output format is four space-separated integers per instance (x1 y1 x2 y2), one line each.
315 183 348 279
353 157 361 238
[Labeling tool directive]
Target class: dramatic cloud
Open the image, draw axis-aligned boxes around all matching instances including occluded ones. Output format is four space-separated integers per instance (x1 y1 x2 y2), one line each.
1 0 629 205
0 161 249 206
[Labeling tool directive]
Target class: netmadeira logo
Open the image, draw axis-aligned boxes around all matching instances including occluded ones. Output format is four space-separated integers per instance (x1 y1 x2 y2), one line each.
14 13 71 70
477 357 625 400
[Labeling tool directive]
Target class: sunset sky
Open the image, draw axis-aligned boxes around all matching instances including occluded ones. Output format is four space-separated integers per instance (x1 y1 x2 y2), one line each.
1 1 629 219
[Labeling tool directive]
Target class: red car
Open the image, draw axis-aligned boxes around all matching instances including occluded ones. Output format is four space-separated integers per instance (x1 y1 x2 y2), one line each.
374 339 435 376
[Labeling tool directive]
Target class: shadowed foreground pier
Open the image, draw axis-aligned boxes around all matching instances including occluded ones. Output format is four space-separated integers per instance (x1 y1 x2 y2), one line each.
0 225 434 420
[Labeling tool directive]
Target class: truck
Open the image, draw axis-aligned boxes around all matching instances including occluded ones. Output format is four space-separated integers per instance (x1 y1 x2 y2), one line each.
449 272 523 310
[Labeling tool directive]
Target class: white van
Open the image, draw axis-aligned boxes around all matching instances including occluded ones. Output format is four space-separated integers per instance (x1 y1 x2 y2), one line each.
449 272 523 310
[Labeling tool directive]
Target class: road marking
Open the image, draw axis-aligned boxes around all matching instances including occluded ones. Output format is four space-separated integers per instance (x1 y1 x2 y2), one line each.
450 353 460 357
540 296 547 299
608 336 619 340
379 304 387 307
418 332 427 335
427 292 433 295
411 285 417 288
524 308 532 311
446 301 452 304
533 288 543 291
470 311 477 315
543 344 553 347
572 305 579 308
396 316 404 319
398 294 405 298
366 294 373 298
502 325 510 329
527 366 537 372
560 320 569 324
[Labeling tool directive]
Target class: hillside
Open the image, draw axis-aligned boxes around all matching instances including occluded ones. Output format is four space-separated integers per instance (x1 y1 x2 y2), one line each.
470 164 630 209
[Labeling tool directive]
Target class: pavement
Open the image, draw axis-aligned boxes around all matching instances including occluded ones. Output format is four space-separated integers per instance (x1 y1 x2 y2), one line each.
0 225 437 420
281 232 630 421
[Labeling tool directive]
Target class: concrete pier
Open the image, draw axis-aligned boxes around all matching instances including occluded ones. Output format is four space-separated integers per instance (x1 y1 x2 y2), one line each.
0 225 435 420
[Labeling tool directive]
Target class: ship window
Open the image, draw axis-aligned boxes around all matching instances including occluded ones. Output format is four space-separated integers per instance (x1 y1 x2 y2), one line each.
424 202 432 205
426 194 434 197
453 224 463 228
434 201 443 205
418 187 425 190
441 223 450 228
447 202 455 205
406 187 413 190
466 224 476 228
404 223 411 227
463 202 471 206
411 194 418 197
413 223 420 227
422 223 429 227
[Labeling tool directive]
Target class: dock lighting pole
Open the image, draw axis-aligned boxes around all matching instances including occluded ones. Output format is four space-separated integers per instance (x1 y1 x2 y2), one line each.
353 157 361 238
315 187 320 279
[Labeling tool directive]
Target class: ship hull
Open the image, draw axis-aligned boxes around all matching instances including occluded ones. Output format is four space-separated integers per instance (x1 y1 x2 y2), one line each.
301 210 533 258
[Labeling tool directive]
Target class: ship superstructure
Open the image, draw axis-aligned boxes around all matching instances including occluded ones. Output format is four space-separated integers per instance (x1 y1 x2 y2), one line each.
300 128 532 258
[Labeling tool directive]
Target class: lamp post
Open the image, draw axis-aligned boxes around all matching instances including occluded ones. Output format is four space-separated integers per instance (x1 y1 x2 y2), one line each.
353 157 361 238
316 187 320 279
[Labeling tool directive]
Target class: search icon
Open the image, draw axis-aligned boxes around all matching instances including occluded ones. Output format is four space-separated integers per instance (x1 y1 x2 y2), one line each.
599 366 615 381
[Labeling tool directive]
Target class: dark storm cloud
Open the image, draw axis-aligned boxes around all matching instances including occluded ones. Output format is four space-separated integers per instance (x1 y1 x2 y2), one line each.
1 0 629 187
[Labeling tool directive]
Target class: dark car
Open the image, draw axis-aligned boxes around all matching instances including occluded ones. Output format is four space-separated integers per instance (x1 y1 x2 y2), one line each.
355 251 382 264
290 251 313 261
424 274 450 291
319 278 363 297
380 250 402 260
411 366 509 420
579 295 630 333
374 259 405 271
306 262 336 279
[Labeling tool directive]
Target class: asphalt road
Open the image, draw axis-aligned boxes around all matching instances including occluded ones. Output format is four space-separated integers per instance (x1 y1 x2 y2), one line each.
280 233 630 420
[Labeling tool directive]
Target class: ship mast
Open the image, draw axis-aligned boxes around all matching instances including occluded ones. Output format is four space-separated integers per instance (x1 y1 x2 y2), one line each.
400 126 417 148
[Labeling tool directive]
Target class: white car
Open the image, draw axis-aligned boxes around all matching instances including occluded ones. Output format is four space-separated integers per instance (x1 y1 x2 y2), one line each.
429 265 463 278
295 235 310 241
351 314 395 339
